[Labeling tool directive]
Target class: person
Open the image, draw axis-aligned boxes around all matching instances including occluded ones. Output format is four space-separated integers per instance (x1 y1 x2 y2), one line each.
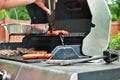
0 0 58 33
0 0 57 14
26 3 49 33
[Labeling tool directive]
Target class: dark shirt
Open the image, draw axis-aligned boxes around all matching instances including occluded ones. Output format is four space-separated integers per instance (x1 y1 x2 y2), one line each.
26 3 48 24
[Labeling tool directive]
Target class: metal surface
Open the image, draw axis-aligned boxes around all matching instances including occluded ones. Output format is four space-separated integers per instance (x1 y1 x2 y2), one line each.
1 59 120 80
1 23 48 35
46 50 119 65
0 59 72 80
51 45 82 59
82 0 112 56
0 60 21 80
2 23 31 35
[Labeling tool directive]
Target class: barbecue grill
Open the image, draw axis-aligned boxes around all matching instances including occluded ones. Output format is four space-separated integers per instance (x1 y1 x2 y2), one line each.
0 0 120 80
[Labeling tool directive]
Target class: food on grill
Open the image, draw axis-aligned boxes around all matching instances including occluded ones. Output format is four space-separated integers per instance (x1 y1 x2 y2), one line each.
17 48 48 54
0 50 19 57
0 48 50 60
17 48 48 55
22 53 52 60
17 48 35 54
47 30 69 36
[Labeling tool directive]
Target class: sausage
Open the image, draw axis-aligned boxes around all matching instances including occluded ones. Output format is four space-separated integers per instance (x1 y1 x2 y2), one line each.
22 53 52 60
47 30 69 36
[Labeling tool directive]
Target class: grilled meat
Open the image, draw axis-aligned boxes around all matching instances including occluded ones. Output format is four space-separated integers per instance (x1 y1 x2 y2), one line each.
17 48 48 54
0 48 50 58
0 50 19 57
47 30 69 36
22 53 52 60
17 48 35 54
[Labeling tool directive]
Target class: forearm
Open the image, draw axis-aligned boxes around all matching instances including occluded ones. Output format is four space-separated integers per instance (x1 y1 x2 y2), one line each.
0 0 36 10
0 0 4 10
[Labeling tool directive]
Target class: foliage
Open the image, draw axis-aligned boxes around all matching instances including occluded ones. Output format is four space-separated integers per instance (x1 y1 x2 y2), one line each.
108 0 120 21
108 32 120 50
0 6 30 20
6 6 30 20
0 10 5 18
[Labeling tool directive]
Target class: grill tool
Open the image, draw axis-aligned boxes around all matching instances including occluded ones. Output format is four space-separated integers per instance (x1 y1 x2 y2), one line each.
46 0 56 32
46 50 119 66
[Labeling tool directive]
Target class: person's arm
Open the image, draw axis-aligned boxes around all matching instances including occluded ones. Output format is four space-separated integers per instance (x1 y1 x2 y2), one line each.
0 0 36 10
0 0 58 14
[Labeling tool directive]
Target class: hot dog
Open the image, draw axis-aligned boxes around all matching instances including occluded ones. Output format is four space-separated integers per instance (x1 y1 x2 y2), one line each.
47 30 69 36
22 53 52 60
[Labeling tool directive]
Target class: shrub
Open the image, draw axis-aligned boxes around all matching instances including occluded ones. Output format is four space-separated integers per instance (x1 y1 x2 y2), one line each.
0 6 30 20
0 10 6 18
108 0 120 21
108 32 120 50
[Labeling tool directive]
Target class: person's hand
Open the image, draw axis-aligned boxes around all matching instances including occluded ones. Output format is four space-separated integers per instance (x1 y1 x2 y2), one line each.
34 0 57 14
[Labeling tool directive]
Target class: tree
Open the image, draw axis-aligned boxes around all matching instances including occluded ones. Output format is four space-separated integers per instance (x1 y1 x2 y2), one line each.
116 0 120 18
108 0 120 21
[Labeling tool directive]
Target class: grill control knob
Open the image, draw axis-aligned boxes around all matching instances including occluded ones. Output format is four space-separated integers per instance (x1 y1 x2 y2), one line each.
0 70 11 80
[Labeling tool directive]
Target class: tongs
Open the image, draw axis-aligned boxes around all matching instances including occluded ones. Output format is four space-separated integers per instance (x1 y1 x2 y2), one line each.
46 0 56 32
